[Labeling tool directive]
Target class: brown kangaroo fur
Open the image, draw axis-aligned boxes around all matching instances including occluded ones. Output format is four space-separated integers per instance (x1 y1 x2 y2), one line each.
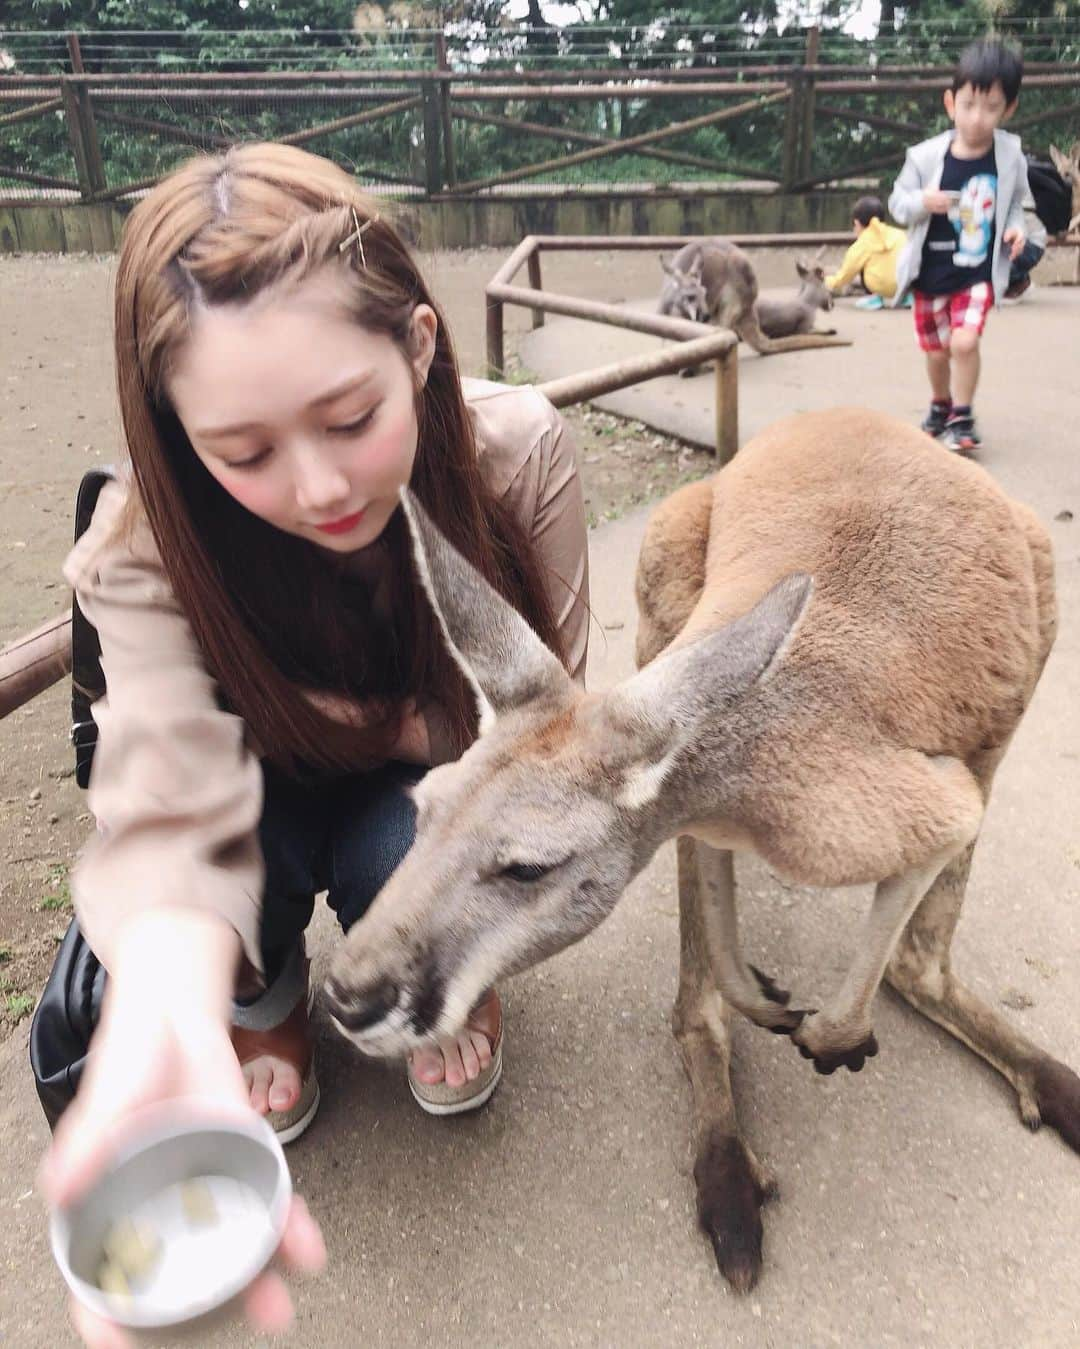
658 238 848 354
326 408 1078 1294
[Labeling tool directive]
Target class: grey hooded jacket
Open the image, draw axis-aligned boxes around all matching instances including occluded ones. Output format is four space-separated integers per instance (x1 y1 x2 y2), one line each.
888 128 1030 306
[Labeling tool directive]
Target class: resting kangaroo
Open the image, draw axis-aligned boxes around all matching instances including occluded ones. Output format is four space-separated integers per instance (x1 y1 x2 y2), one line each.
658 238 846 353
755 254 836 338
325 407 1079 1292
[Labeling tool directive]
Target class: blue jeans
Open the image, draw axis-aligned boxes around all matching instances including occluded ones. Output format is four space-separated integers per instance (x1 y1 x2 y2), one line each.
257 760 425 981
1009 240 1045 289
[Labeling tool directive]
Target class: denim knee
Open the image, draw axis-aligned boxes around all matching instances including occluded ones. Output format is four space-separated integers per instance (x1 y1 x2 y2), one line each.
326 762 426 932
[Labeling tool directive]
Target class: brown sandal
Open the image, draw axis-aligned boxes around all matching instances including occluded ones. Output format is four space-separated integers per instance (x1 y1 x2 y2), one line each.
230 945 320 1144
406 988 504 1117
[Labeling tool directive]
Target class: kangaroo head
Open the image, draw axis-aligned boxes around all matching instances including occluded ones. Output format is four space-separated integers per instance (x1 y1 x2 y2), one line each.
323 490 811 1056
795 257 833 311
659 250 709 322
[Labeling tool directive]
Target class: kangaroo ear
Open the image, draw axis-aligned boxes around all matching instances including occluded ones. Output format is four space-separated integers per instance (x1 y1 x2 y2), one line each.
1049 144 1070 179
660 254 675 276
400 489 572 730
605 574 813 802
795 259 809 278
687 252 704 280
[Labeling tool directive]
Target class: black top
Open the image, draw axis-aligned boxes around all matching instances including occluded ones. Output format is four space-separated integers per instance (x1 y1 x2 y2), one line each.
916 144 998 295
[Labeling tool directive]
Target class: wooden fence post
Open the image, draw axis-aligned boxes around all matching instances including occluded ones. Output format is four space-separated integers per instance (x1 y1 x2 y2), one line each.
421 74 444 195
435 33 456 189
527 248 545 327
62 36 106 200
714 346 738 464
485 295 505 378
781 70 803 192
797 26 820 183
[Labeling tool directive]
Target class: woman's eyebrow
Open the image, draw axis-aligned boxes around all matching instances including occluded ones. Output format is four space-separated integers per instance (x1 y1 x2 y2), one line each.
193 371 378 440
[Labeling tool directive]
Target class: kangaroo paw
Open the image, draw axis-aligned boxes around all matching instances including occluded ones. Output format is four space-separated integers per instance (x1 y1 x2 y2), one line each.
795 1028 880 1076
694 1126 771 1293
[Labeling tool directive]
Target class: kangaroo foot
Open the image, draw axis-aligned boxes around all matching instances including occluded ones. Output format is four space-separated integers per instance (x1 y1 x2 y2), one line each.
792 1012 879 1075
693 1125 776 1293
1029 1058 1080 1152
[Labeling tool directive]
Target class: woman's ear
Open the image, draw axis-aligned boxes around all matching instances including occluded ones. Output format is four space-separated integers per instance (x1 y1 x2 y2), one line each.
408 304 438 387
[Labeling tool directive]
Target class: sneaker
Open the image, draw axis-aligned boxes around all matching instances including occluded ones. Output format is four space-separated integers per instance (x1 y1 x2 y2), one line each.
855 294 884 310
1002 277 1034 306
940 415 982 455
921 402 952 438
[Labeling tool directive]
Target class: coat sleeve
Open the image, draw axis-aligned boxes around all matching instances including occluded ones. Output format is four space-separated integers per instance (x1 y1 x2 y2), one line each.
507 402 591 686
826 235 872 292
64 486 266 973
889 150 931 227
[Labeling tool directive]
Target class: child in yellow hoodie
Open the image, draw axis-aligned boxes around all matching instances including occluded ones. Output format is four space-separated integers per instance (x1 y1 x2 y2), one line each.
826 195 908 309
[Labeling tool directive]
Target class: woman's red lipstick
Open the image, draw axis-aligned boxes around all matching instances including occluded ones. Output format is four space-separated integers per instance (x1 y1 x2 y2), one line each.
315 509 365 535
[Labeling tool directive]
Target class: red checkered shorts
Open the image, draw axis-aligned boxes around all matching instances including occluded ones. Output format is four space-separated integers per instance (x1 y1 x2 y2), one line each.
912 282 993 352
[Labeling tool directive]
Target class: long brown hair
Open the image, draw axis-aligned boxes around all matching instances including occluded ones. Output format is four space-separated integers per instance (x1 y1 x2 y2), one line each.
113 142 563 774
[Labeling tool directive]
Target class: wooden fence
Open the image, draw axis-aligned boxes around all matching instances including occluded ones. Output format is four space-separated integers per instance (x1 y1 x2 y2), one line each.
3 33 1079 205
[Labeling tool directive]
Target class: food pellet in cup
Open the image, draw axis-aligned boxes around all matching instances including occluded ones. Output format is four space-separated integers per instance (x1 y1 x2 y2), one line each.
102 1217 162 1281
96 1260 131 1301
181 1179 218 1226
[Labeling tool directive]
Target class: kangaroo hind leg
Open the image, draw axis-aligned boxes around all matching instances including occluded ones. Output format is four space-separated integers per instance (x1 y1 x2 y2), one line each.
673 837 777 1293
887 838 1080 1154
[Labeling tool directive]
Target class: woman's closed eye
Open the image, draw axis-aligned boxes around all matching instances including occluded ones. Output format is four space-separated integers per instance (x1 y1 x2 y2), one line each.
224 446 273 471
328 405 378 436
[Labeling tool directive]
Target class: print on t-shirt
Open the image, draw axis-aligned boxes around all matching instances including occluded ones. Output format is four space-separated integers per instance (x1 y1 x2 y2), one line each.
953 172 997 268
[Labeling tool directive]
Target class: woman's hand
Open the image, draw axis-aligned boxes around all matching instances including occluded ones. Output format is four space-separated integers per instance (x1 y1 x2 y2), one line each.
39 909 326 1348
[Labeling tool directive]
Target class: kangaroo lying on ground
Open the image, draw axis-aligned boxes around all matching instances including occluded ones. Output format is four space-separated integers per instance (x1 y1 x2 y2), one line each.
1050 141 1080 235
658 238 847 354
325 407 1079 1292
755 255 836 338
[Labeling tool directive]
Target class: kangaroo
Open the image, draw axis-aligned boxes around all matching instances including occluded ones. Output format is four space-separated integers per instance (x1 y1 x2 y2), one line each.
755 254 836 339
1049 141 1080 235
658 238 846 354
324 408 1079 1293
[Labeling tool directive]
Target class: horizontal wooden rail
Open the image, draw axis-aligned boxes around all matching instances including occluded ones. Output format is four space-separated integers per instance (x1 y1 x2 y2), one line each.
537 331 740 463
0 615 71 722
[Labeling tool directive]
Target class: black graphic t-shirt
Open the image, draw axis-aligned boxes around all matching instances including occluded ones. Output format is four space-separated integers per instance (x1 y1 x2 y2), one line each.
916 144 998 295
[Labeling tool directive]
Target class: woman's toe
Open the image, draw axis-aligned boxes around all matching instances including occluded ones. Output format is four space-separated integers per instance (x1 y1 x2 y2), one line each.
442 1040 467 1089
468 1028 492 1072
269 1065 300 1112
410 1045 445 1085
246 1063 271 1115
456 1033 480 1083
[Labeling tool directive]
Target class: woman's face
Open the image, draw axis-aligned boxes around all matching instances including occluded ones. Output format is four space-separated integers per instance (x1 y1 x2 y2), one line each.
167 265 437 553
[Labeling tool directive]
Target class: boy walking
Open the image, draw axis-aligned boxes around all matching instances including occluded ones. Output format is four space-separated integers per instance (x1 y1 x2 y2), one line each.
889 39 1029 453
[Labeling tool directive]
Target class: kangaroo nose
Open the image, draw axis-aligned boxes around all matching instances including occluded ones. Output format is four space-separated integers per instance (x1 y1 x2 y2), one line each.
323 975 400 1032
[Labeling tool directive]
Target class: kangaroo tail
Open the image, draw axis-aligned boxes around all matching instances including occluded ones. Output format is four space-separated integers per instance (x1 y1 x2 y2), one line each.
735 308 851 354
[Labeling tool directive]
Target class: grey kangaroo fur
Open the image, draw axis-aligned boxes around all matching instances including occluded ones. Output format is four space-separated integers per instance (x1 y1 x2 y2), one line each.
325 407 1078 1294
755 255 836 338
658 237 847 353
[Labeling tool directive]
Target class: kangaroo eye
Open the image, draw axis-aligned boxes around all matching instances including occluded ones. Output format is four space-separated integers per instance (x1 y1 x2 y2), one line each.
501 861 552 884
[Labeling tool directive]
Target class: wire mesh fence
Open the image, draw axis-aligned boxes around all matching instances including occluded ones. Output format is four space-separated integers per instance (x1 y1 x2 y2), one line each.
2 22 1079 204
